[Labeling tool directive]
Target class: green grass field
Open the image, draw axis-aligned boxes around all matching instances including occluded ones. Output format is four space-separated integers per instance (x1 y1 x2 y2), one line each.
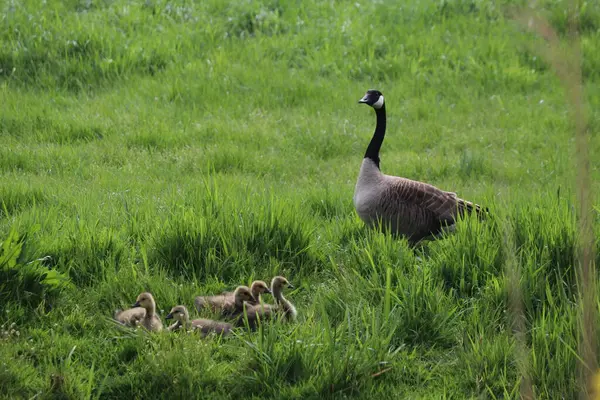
2 0 600 398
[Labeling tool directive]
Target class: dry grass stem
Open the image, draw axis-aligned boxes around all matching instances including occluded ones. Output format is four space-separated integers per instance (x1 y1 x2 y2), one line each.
516 2 597 398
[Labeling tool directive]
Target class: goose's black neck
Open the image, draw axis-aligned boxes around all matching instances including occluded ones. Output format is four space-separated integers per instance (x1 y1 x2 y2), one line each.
364 105 386 169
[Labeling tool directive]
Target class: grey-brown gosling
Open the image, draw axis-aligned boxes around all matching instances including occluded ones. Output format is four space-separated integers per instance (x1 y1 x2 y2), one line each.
354 89 488 246
235 276 296 329
270 275 297 321
221 280 272 305
166 305 232 337
194 285 254 316
114 292 163 332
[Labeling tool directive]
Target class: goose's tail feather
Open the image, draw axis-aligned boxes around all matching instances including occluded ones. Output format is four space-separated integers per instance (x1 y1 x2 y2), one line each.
457 198 489 220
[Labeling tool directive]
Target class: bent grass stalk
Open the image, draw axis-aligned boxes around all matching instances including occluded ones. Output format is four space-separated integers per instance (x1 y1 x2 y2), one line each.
514 2 598 398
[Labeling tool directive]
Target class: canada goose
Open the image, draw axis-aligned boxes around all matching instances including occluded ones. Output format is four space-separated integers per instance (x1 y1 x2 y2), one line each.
235 276 296 329
354 89 488 245
222 280 272 305
194 285 254 316
114 292 163 332
166 305 233 337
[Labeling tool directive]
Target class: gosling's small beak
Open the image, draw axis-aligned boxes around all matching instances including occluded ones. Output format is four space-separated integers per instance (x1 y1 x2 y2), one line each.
166 313 173 320
287 283 295 289
132 301 140 308
358 94 369 104
265 288 272 294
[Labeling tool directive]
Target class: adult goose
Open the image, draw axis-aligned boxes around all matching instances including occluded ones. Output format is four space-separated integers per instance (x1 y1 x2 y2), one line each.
354 89 488 245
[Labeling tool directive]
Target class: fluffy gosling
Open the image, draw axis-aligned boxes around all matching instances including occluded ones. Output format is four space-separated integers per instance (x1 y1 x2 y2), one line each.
114 292 163 332
271 275 297 322
166 305 232 337
235 276 296 329
222 280 272 305
194 285 254 317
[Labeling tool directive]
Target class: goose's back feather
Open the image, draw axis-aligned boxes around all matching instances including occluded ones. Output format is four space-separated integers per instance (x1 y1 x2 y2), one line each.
195 294 244 317
378 175 457 240
383 175 460 220
194 294 227 312
190 318 233 336
168 317 232 336
114 307 146 326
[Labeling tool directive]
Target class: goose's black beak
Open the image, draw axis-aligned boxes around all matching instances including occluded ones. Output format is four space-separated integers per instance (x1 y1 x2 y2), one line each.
358 94 369 104
166 313 173 320
132 301 140 308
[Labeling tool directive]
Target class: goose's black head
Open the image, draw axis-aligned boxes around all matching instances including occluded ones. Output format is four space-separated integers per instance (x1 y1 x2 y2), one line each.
358 89 384 109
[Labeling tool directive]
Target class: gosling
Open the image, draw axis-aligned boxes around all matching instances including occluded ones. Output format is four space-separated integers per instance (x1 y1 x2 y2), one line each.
194 285 254 317
221 280 272 305
166 305 232 337
114 292 163 332
271 275 297 322
236 276 296 329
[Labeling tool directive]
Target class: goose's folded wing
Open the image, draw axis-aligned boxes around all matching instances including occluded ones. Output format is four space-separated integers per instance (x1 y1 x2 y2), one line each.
382 177 461 223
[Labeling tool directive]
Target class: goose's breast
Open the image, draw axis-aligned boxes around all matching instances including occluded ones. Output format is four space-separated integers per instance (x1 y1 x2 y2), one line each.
353 185 385 224
353 158 389 224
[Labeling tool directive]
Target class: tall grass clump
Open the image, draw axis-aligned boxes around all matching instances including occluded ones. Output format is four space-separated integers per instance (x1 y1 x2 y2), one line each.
429 214 503 298
0 181 46 218
321 260 461 349
0 0 172 91
232 303 401 398
41 225 129 287
457 331 518 398
513 1 599 397
150 182 315 281
500 197 580 316
529 302 580 398
339 231 414 287
0 227 72 319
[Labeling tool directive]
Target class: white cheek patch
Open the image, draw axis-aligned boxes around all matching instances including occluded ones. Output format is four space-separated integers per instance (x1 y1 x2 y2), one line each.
373 95 384 109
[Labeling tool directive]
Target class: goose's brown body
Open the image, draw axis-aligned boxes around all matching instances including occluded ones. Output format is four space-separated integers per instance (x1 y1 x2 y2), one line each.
354 89 487 245
354 159 485 244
